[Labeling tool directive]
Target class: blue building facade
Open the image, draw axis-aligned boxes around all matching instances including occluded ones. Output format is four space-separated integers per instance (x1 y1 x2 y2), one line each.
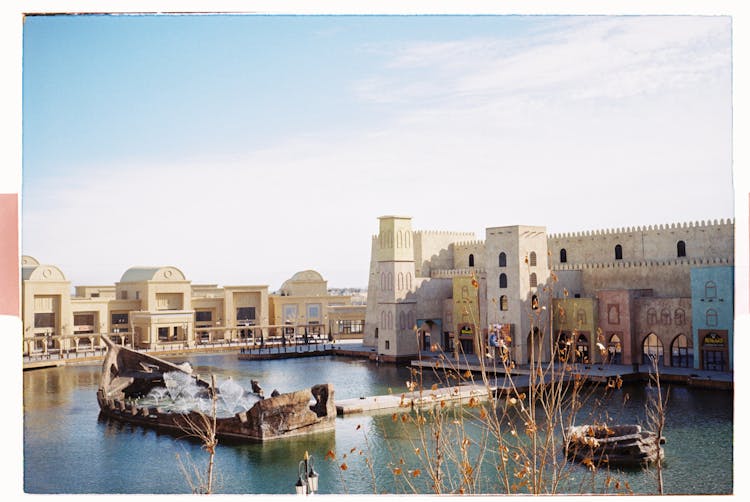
690 266 734 371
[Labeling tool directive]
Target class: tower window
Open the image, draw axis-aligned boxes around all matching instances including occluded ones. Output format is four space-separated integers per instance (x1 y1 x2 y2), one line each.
529 252 537 267
560 248 567 263
469 254 475 267
677 240 686 258
615 244 623 260
498 252 507 267
499 273 507 289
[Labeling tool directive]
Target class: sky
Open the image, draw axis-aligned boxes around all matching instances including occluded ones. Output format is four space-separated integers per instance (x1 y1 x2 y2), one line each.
17 11 737 291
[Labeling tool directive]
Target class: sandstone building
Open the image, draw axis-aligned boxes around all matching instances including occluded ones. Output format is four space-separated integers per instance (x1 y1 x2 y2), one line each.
364 216 734 371
21 258 364 355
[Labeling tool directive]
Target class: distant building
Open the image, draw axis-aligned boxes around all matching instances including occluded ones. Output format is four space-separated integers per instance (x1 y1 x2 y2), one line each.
21 261 364 355
364 216 735 370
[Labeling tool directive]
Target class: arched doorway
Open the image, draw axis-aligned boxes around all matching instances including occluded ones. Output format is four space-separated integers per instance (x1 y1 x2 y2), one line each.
527 327 545 364
608 334 622 364
670 334 693 368
556 332 572 362
642 333 664 366
576 334 589 363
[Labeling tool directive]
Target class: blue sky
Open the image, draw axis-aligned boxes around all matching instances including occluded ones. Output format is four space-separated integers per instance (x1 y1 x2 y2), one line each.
20 13 735 289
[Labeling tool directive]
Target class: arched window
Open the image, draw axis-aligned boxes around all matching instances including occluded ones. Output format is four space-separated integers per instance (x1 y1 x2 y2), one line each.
560 248 567 263
399 311 405 330
647 308 657 325
461 286 469 300
675 308 686 325
498 252 507 267
529 273 538 288
397 272 404 291
705 281 717 299
531 295 539 310
406 272 413 290
661 309 671 325
615 244 623 260
499 273 508 289
469 254 475 267
671 334 692 368
380 311 386 328
706 309 718 327
608 334 622 364
677 240 686 258
405 231 411 248
396 230 403 248
387 273 393 291
642 333 664 366
500 295 508 311
387 311 393 330
529 252 537 267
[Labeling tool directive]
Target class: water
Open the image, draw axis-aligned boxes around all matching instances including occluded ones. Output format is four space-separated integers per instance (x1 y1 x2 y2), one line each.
22 353 733 495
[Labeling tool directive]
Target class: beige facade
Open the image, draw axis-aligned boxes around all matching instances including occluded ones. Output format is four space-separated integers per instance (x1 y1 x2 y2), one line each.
363 216 734 368
21 258 362 356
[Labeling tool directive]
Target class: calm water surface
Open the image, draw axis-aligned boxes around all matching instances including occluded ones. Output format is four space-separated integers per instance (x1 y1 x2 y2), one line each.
23 353 733 495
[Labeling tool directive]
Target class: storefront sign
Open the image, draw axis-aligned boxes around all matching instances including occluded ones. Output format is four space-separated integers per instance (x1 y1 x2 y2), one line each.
704 333 724 345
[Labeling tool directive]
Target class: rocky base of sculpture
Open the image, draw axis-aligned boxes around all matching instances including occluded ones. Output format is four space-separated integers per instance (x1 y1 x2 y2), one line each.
96 335 336 442
564 424 664 468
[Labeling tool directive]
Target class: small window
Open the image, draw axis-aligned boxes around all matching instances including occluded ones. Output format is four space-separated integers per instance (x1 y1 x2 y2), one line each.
529 273 538 288
677 240 686 258
706 309 718 327
560 248 567 263
647 308 657 324
499 273 508 289
529 252 537 267
498 252 507 267
705 281 717 299
500 295 508 311
111 313 129 325
237 307 256 322
615 244 623 260
469 254 475 267
195 311 212 322
385 340 390 350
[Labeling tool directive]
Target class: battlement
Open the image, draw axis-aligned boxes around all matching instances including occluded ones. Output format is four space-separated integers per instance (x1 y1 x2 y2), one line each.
553 256 734 271
548 218 734 240
414 230 476 238
452 240 486 248
431 268 487 279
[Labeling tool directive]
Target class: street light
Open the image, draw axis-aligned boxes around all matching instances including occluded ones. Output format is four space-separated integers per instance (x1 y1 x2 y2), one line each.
295 451 319 495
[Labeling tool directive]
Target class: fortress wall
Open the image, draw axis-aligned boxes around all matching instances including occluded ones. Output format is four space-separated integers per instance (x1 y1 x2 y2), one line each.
553 258 732 298
413 230 476 278
548 219 734 266
451 240 486 270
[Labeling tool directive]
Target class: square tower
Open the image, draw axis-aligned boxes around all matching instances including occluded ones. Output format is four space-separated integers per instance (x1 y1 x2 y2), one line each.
484 225 551 364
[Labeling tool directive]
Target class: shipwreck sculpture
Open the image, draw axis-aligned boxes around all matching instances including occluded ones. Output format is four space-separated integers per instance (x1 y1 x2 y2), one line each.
564 424 664 468
96 335 336 442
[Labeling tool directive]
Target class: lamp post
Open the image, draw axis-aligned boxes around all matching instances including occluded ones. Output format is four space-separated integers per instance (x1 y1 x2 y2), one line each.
295 451 319 495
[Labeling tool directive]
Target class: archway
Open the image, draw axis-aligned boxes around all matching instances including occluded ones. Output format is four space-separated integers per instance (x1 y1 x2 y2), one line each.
670 334 692 368
642 333 664 366
576 333 589 363
608 334 622 364
527 327 545 365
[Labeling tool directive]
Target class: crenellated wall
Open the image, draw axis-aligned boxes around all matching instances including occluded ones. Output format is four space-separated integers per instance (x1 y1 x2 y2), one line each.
413 230 476 278
451 240 486 270
548 219 734 266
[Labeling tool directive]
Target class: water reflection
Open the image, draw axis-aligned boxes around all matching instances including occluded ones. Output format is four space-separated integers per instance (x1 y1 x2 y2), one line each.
23 354 732 495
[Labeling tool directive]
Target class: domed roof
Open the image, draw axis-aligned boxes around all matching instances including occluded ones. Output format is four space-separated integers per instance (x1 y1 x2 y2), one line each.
22 255 40 266
279 270 327 296
22 264 66 282
289 270 324 282
119 266 186 283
